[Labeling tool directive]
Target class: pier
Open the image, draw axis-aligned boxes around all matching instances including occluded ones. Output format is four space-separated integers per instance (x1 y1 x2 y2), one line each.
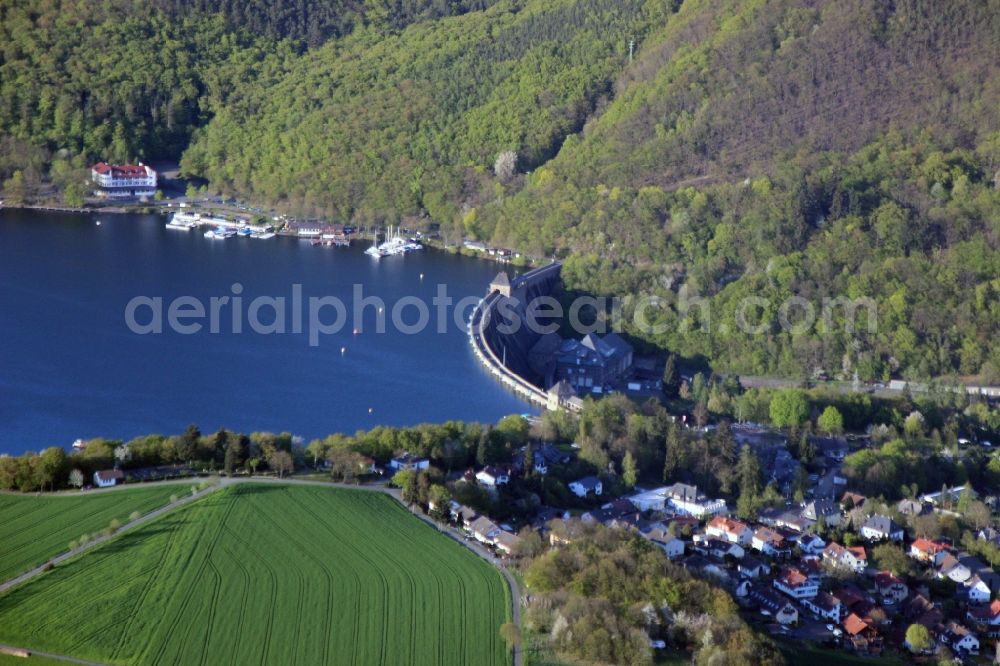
468 261 573 410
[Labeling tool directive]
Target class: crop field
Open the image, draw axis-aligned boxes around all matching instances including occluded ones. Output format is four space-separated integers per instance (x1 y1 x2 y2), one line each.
0 484 511 665
0 485 180 581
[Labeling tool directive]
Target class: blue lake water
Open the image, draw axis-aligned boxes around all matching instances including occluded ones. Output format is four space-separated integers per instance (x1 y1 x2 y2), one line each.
0 209 532 453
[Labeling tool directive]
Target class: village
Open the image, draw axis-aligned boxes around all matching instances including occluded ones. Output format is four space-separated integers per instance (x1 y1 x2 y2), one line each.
378 415 1000 663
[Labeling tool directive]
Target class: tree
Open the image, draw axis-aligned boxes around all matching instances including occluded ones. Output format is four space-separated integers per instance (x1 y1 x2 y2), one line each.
905 623 932 652
871 543 913 577
499 622 520 649
817 406 844 435
268 450 293 478
496 415 529 447
392 469 417 504
736 445 763 519
63 181 86 207
3 170 26 204
68 468 84 490
903 411 925 438
494 151 517 183
523 442 535 477
769 389 809 429
37 447 67 492
964 500 992 530
662 354 679 397
956 482 975 514
247 457 260 475
622 451 638 488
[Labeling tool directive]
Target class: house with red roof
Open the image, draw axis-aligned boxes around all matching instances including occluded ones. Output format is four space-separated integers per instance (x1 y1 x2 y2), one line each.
910 537 949 566
773 567 818 599
705 516 753 545
843 613 882 654
91 162 157 198
968 599 1000 636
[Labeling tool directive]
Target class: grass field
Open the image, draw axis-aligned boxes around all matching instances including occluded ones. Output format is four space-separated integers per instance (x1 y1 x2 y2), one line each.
0 484 511 665
0 485 181 581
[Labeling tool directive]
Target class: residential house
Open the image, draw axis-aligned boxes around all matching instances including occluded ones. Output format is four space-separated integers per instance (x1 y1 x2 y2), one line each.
803 591 843 622
938 553 973 583
774 567 819 599
843 613 882 655
738 556 770 579
469 516 501 544
568 476 602 498
93 469 123 488
646 529 685 559
802 499 841 527
522 443 572 475
389 452 430 471
967 599 1000 636
941 622 979 656
705 516 753 545
494 531 522 555
693 534 745 560
860 515 904 542
451 503 479 528
822 542 867 574
796 532 826 556
749 585 786 616
840 491 866 510
977 527 1000 547
476 466 510 488
752 527 791 558
910 537 949 566
966 572 999 604
897 498 930 517
874 571 908 605
630 483 727 518
903 594 943 632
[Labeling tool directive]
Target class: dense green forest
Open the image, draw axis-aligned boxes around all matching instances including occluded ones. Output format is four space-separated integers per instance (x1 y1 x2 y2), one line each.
2 0 999 381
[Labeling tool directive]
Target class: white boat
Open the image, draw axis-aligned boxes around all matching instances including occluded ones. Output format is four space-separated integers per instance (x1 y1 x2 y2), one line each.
166 214 197 230
366 225 421 258
205 226 236 239
251 231 276 239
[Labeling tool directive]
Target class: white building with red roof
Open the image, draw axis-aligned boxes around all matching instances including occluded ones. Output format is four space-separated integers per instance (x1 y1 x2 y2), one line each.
705 516 753 545
91 162 157 198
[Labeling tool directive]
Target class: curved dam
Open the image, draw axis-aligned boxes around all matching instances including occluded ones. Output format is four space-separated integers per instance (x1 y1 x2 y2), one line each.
468 261 567 409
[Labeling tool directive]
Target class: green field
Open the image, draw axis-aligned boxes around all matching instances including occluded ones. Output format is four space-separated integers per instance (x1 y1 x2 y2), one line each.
0 484 511 665
0 485 180 581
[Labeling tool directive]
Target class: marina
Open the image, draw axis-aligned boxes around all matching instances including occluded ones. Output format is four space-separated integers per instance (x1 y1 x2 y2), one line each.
365 227 423 258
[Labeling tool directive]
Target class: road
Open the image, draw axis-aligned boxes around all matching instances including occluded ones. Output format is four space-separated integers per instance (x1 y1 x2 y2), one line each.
0 475 523 666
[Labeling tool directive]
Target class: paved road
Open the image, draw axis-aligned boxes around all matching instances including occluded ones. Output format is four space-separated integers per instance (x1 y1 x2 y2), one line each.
0 475 524 666
0 644 106 665
0 482 219 595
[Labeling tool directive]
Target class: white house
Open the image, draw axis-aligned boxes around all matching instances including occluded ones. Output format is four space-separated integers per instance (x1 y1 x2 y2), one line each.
822 542 867 574
752 527 790 557
476 466 510 487
966 575 993 604
469 516 501 544
938 554 972 583
568 476 602 498
705 516 753 545
649 534 685 559
693 534 745 560
803 591 842 622
860 514 904 542
796 532 827 556
494 531 522 555
91 162 157 198
773 567 818 599
875 571 909 605
801 499 841 527
631 483 726 517
941 622 979 655
93 469 124 488
389 452 430 471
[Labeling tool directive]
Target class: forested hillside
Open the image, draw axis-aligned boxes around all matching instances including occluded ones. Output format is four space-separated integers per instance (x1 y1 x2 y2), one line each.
2 0 999 382
152 0 499 46
180 0 674 221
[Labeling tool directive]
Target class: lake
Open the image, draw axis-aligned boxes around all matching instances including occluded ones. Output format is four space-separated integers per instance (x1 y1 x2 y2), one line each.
0 208 532 453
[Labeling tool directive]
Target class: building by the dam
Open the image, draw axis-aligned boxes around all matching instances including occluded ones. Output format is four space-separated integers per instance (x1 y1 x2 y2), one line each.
472 263 634 410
